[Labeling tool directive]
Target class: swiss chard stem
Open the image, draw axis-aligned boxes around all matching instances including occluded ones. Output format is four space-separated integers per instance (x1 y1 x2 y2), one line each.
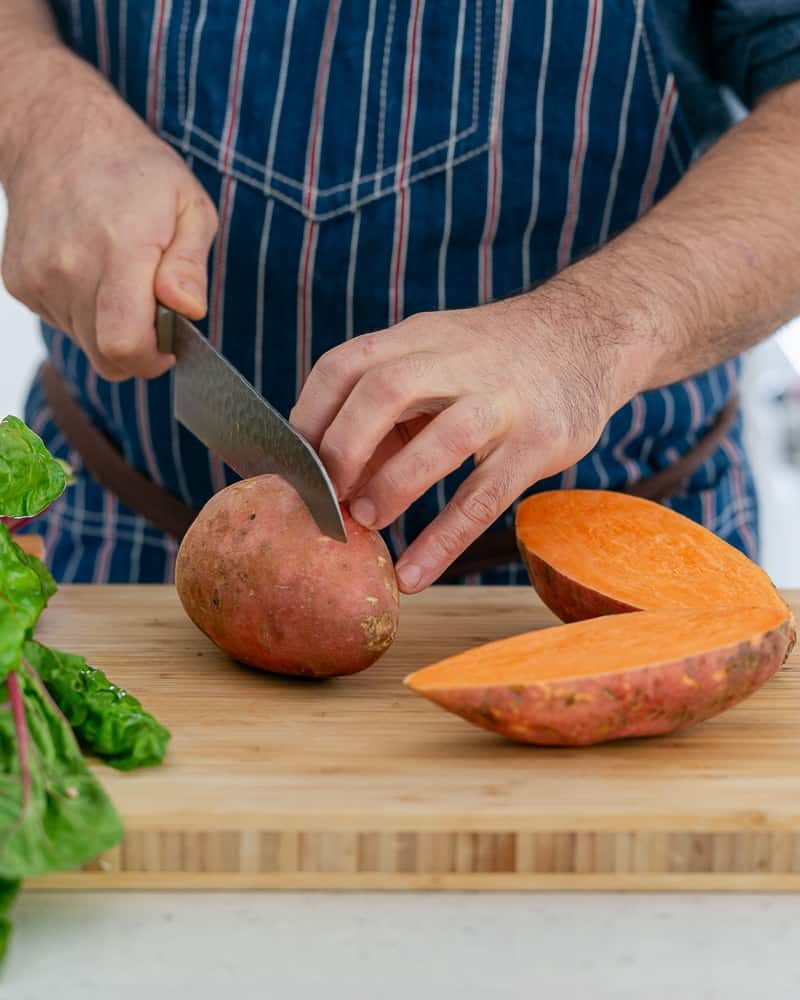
6 673 29 813
0 517 34 535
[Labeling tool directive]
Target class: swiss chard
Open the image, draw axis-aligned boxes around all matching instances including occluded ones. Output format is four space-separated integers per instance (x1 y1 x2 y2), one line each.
0 879 18 964
23 640 170 770
0 526 56 680
0 667 122 880
0 414 170 968
0 416 70 519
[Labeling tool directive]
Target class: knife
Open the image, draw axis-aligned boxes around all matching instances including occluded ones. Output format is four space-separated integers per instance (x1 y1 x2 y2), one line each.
156 305 347 542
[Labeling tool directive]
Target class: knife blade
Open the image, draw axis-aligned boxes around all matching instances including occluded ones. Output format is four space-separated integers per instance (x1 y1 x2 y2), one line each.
156 306 346 542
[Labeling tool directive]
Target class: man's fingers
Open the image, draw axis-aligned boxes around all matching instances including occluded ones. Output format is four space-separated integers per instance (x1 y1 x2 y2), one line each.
290 324 422 449
72 287 127 381
95 247 172 380
95 188 216 380
349 396 503 530
317 351 449 498
393 449 535 594
154 192 217 320
344 415 436 501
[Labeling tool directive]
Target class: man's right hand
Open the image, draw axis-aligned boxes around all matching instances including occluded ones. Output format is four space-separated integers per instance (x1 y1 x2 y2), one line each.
0 48 218 380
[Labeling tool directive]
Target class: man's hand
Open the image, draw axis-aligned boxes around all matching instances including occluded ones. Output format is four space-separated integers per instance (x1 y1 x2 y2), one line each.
291 293 637 593
295 80 800 593
0 45 217 380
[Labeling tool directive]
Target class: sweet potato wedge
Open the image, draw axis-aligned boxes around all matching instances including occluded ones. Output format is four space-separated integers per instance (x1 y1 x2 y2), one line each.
515 490 789 622
405 606 793 746
407 490 794 746
13 534 45 560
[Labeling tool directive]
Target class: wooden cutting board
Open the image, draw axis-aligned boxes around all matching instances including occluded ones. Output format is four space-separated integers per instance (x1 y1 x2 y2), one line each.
29 585 800 892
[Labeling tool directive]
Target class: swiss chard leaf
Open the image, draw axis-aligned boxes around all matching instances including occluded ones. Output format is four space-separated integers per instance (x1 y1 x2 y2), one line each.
23 641 170 770
0 418 169 968
0 878 18 964
0 416 70 518
19 548 57 608
0 666 122 880
0 527 56 680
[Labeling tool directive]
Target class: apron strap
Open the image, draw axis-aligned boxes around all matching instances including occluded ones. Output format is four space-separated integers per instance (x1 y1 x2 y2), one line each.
40 361 198 539
39 360 739 579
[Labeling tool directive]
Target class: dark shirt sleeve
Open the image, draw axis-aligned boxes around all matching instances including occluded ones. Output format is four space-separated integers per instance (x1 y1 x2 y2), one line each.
710 2 800 105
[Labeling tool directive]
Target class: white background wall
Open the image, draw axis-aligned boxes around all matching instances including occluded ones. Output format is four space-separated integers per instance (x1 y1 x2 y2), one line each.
0 192 44 416
740 331 800 589
2 190 799 586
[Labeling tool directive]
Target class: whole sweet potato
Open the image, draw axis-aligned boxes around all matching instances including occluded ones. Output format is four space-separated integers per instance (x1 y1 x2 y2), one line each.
176 476 399 677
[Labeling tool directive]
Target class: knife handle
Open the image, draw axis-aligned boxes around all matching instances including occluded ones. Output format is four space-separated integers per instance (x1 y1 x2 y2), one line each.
156 305 176 355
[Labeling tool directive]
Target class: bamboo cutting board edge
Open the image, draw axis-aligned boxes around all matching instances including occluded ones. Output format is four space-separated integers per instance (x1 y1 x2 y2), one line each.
72 809 800 835
31 873 800 892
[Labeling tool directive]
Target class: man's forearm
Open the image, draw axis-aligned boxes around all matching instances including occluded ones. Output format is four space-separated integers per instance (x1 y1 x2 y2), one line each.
0 1 100 183
0 0 59 54
549 80 800 401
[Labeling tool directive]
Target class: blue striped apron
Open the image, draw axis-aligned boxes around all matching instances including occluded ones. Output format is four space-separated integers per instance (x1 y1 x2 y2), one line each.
23 0 758 583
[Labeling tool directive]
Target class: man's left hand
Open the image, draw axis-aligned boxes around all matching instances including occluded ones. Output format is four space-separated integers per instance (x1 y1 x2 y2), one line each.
291 292 637 593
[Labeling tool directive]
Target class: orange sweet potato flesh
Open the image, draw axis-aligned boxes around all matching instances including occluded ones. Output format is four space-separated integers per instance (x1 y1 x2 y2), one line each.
406 489 795 746
14 534 45 560
176 475 399 678
406 607 793 746
516 490 789 622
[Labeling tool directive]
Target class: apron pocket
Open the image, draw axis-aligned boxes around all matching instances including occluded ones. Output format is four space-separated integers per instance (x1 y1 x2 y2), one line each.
156 0 503 220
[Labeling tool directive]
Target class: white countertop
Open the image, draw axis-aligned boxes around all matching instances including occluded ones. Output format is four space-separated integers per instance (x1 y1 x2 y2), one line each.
3 891 800 999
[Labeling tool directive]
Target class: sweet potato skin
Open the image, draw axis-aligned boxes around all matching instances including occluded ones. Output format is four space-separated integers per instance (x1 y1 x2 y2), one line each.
176 476 399 678
519 546 637 623
410 618 794 746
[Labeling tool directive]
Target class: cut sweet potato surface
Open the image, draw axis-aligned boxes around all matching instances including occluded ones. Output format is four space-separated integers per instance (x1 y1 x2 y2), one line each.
406 606 793 745
516 490 786 617
406 606 788 690
13 534 44 560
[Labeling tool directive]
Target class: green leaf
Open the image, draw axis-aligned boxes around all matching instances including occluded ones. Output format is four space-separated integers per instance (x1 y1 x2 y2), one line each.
23 641 170 770
0 416 69 518
0 666 123 880
0 878 18 965
0 528 56 681
0 417 138 964
0 877 18 913
18 550 57 609
0 919 11 966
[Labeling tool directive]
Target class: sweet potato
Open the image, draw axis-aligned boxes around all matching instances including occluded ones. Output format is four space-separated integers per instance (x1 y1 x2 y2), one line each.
406 489 795 746
13 534 45 560
515 490 789 622
406 606 793 746
175 475 398 678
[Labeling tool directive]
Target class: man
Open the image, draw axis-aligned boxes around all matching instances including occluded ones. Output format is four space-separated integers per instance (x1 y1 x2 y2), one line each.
1 2 799 590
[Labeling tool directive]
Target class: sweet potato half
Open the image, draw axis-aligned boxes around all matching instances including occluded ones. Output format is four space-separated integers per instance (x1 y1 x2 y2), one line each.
406 607 792 746
516 490 789 622
176 476 399 678
407 490 795 746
